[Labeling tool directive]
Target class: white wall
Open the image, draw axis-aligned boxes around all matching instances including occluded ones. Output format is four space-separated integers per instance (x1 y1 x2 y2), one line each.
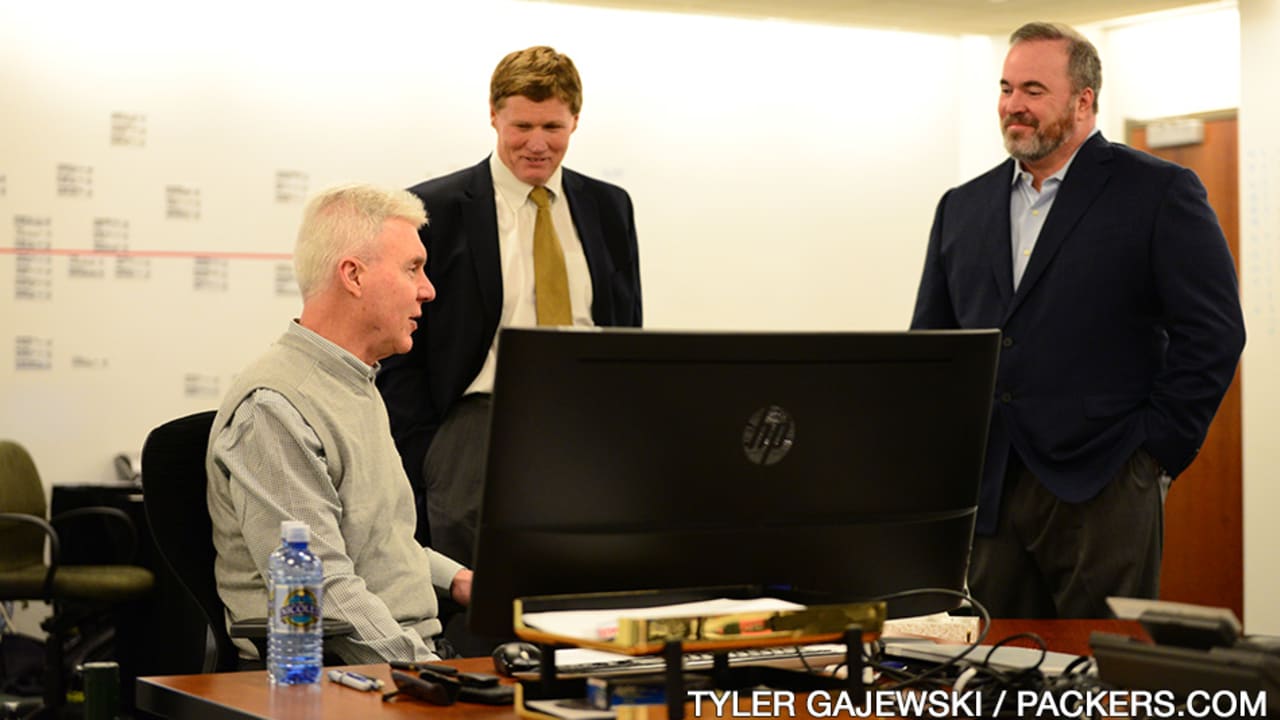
0 2 961 493
1239 0 1280 635
1102 4 1241 121
2 0 1274 632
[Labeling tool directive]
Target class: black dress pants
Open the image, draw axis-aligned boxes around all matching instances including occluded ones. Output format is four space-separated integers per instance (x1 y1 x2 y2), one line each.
968 449 1169 619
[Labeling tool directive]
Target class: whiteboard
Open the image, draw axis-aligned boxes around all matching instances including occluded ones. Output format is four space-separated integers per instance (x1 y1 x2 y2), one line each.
0 2 966 487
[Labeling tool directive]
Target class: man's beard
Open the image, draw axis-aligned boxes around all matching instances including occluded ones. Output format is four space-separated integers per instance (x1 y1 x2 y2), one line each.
1002 107 1074 163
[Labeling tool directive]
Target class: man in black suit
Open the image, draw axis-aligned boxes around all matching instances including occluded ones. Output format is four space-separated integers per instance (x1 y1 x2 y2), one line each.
911 22 1244 618
378 46 642 565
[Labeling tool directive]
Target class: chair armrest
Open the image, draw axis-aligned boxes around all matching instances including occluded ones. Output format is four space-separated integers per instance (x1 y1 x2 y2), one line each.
228 619 268 664
231 617 355 666
229 617 354 639
230 618 268 639
49 505 140 563
0 512 60 598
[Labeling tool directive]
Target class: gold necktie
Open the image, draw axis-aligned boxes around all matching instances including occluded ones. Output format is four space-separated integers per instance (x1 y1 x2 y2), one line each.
529 186 572 326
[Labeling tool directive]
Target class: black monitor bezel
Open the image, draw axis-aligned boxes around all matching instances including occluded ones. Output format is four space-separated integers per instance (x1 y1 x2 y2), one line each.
467 328 1000 637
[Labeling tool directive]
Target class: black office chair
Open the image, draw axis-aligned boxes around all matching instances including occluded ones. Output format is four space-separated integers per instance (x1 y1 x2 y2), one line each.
139 411 351 673
0 439 155 715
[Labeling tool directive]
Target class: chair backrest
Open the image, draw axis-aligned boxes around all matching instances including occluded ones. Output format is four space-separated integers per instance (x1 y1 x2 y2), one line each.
0 440 49 574
139 411 234 673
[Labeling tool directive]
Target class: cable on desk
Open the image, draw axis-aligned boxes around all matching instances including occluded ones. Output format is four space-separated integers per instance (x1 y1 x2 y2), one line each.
866 615 1122 720
867 587 993 692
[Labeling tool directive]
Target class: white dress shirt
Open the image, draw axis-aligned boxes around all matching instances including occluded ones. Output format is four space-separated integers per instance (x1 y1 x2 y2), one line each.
464 153 594 396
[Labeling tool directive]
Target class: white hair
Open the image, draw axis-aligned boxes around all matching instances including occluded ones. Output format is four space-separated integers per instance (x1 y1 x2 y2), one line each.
293 184 427 298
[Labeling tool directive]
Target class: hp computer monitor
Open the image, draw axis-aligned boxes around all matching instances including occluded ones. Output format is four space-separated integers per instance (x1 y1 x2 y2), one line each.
468 328 1000 637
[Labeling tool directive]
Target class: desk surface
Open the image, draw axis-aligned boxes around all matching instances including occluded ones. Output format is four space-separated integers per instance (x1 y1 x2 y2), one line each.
136 619 1146 719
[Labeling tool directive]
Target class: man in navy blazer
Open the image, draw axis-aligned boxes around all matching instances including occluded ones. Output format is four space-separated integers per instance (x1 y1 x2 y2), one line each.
912 22 1244 618
378 46 642 563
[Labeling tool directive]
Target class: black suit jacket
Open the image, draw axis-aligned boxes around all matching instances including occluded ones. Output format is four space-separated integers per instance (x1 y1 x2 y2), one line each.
911 133 1244 534
378 158 643 503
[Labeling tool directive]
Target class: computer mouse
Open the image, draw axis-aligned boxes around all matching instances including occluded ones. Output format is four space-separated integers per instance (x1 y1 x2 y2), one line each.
491 641 542 676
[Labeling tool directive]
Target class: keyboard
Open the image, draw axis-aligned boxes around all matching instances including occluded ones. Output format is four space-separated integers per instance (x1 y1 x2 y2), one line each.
513 643 850 679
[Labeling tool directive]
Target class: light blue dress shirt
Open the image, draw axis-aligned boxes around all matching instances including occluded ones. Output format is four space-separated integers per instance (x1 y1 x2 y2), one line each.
1009 128 1100 289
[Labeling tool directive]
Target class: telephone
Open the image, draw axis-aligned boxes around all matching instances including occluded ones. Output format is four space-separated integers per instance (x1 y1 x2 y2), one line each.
114 453 141 484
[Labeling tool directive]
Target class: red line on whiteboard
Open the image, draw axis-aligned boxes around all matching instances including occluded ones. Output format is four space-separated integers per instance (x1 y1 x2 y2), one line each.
0 248 292 260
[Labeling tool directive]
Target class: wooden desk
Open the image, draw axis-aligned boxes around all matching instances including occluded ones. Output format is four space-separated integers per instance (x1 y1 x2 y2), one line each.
136 657 510 720
136 619 1147 719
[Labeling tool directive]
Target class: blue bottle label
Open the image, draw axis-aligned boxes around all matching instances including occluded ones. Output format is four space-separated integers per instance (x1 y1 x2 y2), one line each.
274 585 319 631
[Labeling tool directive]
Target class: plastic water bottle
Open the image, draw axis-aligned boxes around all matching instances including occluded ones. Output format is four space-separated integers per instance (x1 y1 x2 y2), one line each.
267 520 323 684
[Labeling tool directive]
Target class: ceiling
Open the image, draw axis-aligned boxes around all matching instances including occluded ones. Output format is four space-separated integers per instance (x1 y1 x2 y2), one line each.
540 0 1221 35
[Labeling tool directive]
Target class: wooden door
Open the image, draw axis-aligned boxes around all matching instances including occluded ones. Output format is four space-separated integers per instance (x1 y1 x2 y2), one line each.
1128 113 1243 621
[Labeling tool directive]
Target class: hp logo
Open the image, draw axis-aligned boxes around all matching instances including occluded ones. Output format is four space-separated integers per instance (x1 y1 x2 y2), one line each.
742 405 795 466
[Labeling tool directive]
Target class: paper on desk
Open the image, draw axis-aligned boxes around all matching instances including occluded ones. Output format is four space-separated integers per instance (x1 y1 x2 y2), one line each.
882 612 979 643
521 597 806 642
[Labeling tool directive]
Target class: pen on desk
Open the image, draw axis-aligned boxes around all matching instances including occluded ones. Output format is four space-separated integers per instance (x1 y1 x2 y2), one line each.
327 669 384 691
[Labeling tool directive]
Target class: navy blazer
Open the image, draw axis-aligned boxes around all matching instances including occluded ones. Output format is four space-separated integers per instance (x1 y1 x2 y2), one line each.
911 133 1244 534
378 158 643 504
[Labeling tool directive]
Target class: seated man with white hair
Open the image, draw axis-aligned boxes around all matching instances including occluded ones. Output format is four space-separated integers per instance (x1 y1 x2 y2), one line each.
207 184 472 663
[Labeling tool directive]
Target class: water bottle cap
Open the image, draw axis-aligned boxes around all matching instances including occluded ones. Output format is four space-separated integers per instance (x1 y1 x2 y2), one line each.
280 520 310 543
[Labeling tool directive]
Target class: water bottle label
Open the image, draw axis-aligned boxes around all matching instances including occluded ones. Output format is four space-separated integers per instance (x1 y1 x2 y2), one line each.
273 585 319 632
